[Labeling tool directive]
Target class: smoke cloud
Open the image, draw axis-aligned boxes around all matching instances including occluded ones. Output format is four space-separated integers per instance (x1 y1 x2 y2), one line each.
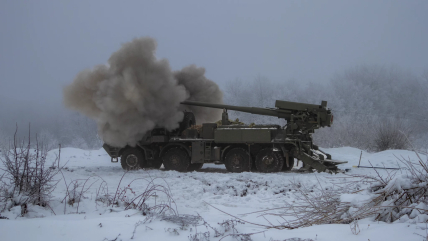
175 65 223 123
64 37 223 147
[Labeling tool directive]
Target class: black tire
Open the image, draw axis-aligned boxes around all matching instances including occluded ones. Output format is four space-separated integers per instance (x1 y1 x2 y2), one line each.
180 112 196 132
187 163 204 171
224 148 251 173
282 155 295 171
162 147 190 172
255 148 284 173
145 150 163 169
120 148 145 170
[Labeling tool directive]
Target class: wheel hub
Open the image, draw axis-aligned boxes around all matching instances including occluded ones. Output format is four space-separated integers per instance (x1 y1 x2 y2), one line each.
126 154 138 167
232 154 242 168
262 155 274 165
170 155 180 165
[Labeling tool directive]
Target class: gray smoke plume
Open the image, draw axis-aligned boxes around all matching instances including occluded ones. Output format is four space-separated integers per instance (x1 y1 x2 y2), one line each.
175 65 223 124
64 37 223 147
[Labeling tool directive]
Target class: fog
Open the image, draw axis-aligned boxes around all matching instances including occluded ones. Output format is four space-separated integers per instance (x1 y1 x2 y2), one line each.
0 1 427 150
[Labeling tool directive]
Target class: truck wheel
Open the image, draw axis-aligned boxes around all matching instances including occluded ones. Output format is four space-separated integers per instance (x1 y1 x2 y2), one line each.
282 155 295 171
121 148 145 170
255 148 284 173
187 163 203 171
224 148 251 173
162 147 190 172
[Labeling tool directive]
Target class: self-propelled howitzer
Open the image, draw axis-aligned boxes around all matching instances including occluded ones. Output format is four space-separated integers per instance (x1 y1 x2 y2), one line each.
103 99 345 173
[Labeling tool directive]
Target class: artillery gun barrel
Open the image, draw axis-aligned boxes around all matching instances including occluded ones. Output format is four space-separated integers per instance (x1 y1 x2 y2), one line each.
181 100 292 119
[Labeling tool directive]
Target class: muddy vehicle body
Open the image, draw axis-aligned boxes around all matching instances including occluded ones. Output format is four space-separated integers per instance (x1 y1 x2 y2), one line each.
103 100 346 173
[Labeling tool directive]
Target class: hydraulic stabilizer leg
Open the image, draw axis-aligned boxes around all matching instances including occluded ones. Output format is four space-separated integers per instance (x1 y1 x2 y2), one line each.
298 153 327 172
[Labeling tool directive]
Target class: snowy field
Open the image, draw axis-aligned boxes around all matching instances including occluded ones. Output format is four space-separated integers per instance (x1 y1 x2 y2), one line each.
1 147 427 241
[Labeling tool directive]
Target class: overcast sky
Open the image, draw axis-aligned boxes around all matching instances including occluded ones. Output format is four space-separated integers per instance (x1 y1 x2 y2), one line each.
1 0 427 119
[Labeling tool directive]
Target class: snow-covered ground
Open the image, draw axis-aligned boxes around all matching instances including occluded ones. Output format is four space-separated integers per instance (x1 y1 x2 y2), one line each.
1 147 427 241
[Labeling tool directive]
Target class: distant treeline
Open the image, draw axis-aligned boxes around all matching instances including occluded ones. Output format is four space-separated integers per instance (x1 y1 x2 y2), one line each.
225 65 428 151
1 65 427 151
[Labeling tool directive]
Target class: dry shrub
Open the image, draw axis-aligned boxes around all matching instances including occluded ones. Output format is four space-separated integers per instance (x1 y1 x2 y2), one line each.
59 173 173 216
258 150 428 228
372 119 411 152
257 178 363 228
187 214 262 241
359 150 428 222
95 172 177 218
60 175 105 214
0 126 62 216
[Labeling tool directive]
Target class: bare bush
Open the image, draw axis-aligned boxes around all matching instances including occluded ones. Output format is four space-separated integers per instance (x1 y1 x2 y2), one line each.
0 126 62 216
372 119 411 152
60 175 103 214
256 179 361 228
357 150 428 223
66 180 82 207
185 213 263 241
256 150 428 227
188 231 210 241
95 172 177 218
